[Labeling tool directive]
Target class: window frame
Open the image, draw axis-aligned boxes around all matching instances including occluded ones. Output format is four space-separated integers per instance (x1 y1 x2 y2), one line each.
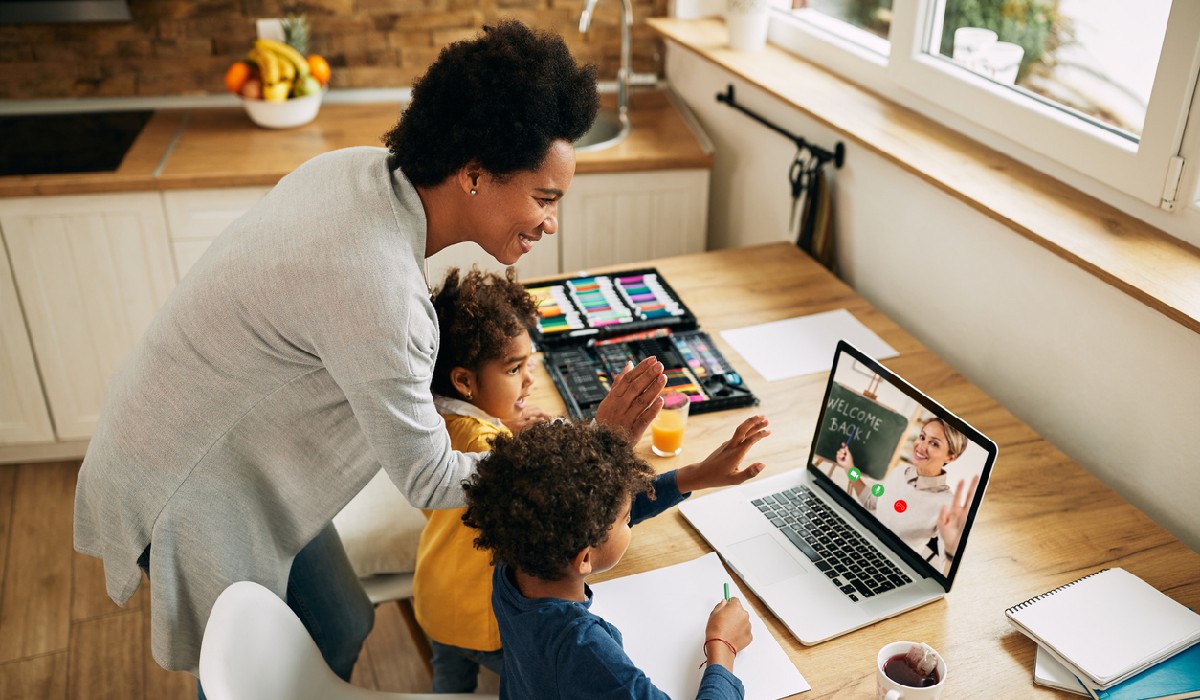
767 0 1200 246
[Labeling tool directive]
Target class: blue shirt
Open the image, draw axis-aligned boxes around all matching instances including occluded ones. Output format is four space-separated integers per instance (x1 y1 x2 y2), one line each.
492 472 745 699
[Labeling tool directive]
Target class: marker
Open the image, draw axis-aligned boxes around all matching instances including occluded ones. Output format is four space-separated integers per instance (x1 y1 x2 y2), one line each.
846 425 857 445
724 583 730 601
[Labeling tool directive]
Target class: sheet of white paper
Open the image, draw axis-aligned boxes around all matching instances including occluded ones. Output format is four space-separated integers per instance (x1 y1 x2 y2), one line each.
720 309 897 381
591 553 809 700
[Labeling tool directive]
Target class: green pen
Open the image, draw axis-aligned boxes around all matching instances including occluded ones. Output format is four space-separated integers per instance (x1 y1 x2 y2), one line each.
724 583 730 601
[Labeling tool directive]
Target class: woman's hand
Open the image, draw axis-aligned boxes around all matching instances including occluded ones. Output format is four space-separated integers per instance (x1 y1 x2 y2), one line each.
835 442 856 470
501 406 551 434
937 474 980 558
676 416 769 493
704 598 753 671
593 357 666 444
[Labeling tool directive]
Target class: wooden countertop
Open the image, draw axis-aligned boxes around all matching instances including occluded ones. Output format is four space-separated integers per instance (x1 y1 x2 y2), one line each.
0 89 712 198
526 243 1200 698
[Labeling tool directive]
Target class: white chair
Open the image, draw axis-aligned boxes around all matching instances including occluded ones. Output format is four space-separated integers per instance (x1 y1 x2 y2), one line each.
199 580 493 700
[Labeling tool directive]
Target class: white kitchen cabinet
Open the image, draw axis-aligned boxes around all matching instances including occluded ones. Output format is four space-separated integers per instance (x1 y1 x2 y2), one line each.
0 193 175 441
162 187 270 279
0 244 54 445
558 169 710 272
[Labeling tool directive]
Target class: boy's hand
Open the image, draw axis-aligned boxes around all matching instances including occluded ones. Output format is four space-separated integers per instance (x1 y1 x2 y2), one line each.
676 415 769 493
501 406 551 434
594 357 666 444
704 598 753 671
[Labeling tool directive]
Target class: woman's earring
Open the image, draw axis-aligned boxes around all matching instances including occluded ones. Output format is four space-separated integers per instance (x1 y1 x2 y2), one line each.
470 188 477 196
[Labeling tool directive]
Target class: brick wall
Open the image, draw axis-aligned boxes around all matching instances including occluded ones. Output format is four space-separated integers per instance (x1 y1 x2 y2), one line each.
0 0 668 99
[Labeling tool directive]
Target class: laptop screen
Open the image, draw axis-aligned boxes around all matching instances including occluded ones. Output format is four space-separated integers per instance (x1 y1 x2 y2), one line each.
806 341 998 589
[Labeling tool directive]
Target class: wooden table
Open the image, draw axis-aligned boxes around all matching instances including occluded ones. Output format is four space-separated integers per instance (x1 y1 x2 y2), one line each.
526 243 1200 698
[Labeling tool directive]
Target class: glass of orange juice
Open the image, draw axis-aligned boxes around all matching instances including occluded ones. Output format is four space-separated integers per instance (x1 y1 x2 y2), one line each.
651 391 690 457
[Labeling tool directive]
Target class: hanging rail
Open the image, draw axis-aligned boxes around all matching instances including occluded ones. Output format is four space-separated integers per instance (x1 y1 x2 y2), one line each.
716 84 845 168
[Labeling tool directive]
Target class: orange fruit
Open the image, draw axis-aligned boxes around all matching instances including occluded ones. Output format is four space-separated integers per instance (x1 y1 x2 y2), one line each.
224 61 251 94
307 54 331 86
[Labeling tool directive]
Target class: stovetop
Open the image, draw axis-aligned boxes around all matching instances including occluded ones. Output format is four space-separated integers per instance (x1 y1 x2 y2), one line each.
0 109 153 177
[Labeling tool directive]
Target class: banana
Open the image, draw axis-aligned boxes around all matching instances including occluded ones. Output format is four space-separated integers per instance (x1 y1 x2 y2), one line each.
257 46 280 86
256 38 310 79
279 56 296 82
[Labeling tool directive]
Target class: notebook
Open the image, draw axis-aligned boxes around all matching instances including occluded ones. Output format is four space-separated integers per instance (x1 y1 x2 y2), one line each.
1006 568 1200 690
680 340 998 644
1035 646 1088 696
1082 642 1200 700
590 553 810 700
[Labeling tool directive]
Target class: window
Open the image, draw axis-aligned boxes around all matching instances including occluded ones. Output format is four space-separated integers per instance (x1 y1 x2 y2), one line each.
771 0 1200 243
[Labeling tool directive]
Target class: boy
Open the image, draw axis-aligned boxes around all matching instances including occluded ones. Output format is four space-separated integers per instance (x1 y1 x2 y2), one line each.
463 418 769 699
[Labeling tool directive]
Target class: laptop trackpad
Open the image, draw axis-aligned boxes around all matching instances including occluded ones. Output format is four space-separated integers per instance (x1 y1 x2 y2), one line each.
727 535 808 587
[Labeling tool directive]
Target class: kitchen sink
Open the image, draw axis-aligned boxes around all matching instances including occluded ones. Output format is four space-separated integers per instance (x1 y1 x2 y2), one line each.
574 110 629 152
0 109 152 177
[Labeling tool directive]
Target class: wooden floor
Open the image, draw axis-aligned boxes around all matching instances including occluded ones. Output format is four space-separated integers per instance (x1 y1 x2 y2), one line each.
0 460 495 700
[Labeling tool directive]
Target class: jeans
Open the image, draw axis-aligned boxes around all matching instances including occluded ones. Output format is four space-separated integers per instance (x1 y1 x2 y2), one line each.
430 640 504 693
138 523 375 700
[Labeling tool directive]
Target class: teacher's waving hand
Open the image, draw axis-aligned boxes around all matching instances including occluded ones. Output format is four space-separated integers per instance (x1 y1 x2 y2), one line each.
73 20 665 695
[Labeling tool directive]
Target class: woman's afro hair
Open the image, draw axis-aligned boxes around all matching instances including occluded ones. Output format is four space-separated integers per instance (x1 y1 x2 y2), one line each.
384 20 599 187
461 420 656 581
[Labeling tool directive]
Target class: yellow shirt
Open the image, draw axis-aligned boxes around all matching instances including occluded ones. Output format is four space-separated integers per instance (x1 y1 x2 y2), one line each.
412 398 510 651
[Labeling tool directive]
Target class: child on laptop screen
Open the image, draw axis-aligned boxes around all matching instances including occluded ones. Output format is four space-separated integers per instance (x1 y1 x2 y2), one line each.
462 418 770 699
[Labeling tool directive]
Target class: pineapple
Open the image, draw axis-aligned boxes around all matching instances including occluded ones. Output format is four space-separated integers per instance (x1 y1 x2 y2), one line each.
281 13 310 56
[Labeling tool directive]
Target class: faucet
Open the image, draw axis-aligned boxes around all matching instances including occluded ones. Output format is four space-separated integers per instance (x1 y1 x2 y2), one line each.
579 0 633 128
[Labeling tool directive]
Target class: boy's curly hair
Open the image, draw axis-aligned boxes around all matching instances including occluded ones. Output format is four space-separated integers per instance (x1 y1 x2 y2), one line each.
462 421 657 581
430 266 538 399
384 20 599 187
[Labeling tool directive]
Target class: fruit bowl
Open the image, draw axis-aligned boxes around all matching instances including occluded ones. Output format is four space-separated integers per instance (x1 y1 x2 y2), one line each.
240 90 323 129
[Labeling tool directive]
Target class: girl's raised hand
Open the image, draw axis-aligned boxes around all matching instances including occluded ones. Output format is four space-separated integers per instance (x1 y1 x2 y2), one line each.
676 415 769 493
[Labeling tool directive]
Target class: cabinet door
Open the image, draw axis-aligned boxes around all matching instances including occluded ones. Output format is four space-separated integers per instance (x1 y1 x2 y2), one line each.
0 245 54 445
0 193 175 440
162 187 271 279
559 169 710 272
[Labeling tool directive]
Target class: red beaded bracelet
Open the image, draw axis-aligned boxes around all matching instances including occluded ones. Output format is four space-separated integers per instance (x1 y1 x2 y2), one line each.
698 637 739 668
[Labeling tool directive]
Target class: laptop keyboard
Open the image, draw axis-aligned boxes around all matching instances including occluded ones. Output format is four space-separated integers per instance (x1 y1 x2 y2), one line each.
752 485 912 602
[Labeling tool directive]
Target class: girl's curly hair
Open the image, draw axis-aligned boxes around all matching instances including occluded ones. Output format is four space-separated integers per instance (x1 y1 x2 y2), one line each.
384 20 599 187
461 420 656 581
430 266 537 399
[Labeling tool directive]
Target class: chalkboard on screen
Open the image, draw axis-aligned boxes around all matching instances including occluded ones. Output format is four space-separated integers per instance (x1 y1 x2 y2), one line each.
814 382 909 480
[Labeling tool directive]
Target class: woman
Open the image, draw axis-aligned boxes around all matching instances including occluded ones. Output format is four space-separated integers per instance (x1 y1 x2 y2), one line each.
837 417 976 569
73 20 666 689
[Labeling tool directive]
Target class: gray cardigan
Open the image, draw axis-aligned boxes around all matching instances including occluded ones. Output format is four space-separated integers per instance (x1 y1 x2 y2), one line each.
73 147 479 674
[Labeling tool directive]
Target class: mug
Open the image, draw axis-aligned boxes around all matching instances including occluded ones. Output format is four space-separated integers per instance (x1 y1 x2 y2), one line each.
876 641 947 700
951 26 997 71
726 0 770 52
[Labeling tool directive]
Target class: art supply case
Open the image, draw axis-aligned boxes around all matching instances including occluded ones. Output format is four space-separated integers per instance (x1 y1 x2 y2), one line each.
526 268 759 420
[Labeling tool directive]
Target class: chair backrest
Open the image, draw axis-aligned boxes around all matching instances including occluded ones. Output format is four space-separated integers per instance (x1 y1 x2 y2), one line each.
199 580 491 700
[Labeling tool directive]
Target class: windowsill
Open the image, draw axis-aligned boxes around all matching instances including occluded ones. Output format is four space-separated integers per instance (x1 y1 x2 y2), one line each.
649 17 1200 335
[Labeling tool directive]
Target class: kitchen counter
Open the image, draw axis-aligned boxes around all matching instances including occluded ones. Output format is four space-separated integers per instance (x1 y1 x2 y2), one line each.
0 89 713 198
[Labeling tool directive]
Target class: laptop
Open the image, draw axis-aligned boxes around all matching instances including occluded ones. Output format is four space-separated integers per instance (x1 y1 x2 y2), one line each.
679 340 998 644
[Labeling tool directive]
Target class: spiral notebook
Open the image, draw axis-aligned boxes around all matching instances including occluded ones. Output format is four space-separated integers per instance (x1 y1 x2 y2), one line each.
1006 568 1200 690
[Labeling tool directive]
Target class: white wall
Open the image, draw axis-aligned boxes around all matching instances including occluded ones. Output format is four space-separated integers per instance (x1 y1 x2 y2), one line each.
665 46 1200 552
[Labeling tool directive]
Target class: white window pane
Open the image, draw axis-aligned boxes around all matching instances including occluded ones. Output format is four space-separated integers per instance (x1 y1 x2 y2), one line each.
796 0 892 40
927 0 1171 140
